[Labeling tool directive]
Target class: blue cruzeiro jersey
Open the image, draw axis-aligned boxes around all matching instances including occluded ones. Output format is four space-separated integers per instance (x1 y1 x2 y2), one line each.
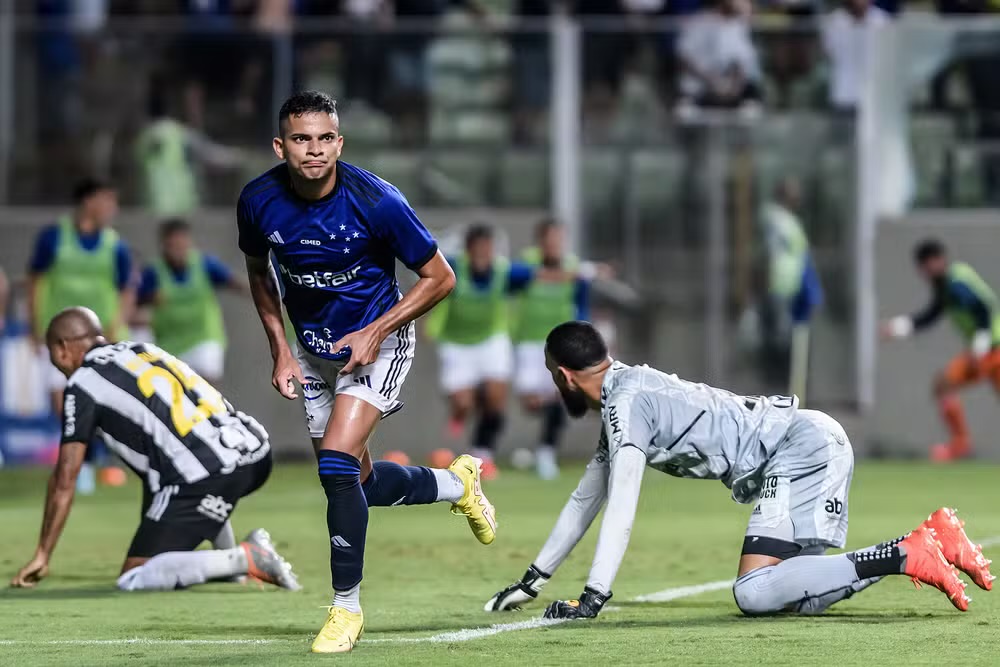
237 162 438 360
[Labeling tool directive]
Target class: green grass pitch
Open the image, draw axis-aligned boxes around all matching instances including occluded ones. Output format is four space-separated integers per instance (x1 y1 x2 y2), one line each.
1 461 998 665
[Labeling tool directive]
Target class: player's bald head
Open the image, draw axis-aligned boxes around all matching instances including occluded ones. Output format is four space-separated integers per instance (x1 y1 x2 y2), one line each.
46 307 104 346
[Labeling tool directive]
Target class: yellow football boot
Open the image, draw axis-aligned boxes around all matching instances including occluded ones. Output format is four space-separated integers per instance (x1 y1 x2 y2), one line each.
448 455 498 545
310 606 364 654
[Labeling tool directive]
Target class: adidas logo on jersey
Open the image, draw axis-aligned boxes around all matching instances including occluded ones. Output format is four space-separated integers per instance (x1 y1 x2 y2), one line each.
267 231 285 245
197 494 234 523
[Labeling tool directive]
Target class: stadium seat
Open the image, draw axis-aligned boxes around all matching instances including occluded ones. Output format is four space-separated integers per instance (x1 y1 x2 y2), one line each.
626 149 684 225
499 152 549 207
430 111 510 145
815 148 853 244
951 145 986 207
582 152 624 226
426 152 492 206
367 152 424 205
909 114 956 206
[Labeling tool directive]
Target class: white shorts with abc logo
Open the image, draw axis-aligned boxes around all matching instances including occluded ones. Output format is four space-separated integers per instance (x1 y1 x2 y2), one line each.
745 410 854 551
295 322 416 438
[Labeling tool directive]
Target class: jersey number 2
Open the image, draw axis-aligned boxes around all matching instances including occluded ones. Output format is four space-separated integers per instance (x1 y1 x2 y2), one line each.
128 354 225 437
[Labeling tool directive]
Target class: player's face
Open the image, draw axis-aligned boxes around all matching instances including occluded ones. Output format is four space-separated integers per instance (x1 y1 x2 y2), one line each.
48 341 83 378
85 189 119 226
274 112 343 182
545 349 589 418
918 256 947 281
540 226 563 263
163 232 192 266
468 237 494 273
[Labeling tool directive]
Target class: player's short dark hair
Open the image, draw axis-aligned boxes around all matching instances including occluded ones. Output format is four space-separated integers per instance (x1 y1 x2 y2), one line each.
546 321 609 371
72 177 113 204
535 217 561 239
465 224 493 249
159 218 191 240
278 90 338 133
914 238 946 264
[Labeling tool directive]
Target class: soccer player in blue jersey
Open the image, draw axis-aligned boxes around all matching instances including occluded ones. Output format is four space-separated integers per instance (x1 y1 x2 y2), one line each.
238 91 497 654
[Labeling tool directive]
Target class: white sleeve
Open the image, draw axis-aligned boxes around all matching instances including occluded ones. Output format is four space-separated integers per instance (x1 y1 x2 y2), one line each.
585 444 647 595
533 452 610 576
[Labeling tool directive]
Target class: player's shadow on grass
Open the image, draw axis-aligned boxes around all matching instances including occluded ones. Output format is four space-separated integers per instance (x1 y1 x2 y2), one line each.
154 623 313 639
0 586 118 600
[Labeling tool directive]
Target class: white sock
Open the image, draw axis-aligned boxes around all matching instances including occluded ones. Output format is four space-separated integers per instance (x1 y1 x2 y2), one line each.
431 469 465 503
116 549 248 591
334 584 362 613
213 520 237 550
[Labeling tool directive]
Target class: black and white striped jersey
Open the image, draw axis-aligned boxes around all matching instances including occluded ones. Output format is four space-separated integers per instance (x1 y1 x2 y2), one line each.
61 341 270 493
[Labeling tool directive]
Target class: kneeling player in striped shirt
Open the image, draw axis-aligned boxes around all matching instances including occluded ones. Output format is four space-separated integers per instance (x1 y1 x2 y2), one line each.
10 307 300 592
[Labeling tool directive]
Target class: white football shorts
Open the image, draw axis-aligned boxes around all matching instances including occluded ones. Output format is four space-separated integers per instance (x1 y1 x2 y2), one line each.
297 322 416 438
745 409 854 551
177 341 226 381
437 333 513 394
514 341 556 397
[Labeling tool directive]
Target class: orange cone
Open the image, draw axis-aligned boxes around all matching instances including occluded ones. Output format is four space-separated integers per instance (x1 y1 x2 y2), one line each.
381 450 411 466
428 448 455 469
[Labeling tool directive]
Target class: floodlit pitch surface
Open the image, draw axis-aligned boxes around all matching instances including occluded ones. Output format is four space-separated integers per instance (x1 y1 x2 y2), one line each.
2 461 998 665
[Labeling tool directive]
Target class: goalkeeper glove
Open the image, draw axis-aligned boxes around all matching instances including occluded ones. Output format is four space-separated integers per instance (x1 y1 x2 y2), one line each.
484 565 550 611
543 587 611 620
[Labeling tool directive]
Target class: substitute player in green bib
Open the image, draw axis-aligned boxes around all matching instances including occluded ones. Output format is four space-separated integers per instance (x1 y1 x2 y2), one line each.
27 178 133 492
138 220 246 384
882 239 1000 461
427 224 569 478
512 220 592 480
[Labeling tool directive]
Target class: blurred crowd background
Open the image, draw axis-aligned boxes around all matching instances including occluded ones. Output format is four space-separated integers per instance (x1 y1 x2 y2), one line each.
3 0 1000 469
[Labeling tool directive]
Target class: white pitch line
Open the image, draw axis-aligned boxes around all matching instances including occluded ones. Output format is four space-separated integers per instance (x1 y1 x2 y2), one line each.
632 579 734 603
977 535 1000 549
0 578 728 649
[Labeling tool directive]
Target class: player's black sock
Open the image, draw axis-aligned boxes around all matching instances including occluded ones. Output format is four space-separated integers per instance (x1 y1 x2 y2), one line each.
317 450 368 592
540 400 566 448
847 545 904 579
473 411 505 453
362 461 438 506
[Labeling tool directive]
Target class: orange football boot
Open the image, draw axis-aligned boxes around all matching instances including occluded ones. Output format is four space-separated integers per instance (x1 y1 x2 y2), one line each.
922 508 994 591
899 526 970 611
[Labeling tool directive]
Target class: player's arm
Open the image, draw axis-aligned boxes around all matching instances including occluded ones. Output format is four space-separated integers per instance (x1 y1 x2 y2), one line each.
11 386 96 588
245 254 303 399
881 288 944 340
237 193 303 399
205 254 249 295
543 392 654 620
26 226 57 343
111 242 135 342
332 192 456 374
485 450 610 611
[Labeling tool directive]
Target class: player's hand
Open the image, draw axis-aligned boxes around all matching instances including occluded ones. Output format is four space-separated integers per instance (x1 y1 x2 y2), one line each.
11 554 50 588
333 325 384 376
542 587 611 620
485 565 550 611
271 352 305 400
